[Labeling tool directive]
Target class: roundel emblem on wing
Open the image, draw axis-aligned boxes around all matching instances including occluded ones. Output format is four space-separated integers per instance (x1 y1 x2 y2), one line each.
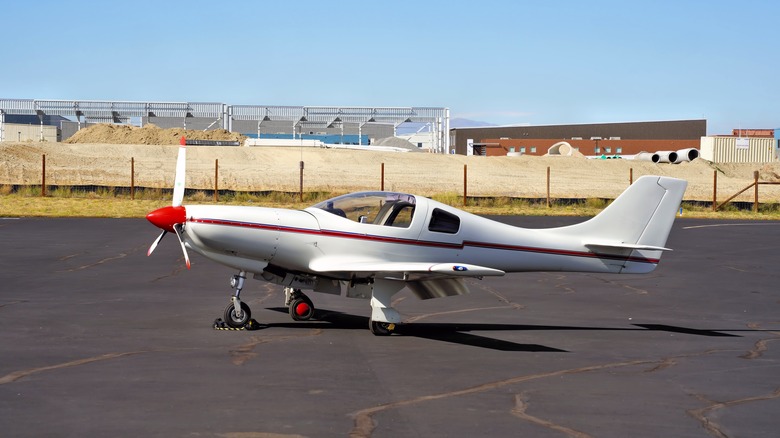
453 265 468 272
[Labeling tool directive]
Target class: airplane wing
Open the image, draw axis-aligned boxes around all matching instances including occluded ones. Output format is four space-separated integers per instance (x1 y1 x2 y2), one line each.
309 258 505 280
309 258 505 300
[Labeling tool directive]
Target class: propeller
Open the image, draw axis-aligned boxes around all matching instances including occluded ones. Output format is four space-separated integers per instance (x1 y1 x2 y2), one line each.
146 136 191 269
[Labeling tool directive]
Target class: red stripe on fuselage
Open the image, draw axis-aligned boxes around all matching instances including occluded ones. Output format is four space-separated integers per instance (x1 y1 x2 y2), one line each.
190 217 659 265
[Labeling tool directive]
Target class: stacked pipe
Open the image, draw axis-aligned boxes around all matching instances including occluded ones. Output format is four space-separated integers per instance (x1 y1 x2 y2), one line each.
630 148 699 164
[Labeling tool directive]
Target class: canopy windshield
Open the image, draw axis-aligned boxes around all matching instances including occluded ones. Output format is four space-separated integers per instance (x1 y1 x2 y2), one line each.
312 192 417 227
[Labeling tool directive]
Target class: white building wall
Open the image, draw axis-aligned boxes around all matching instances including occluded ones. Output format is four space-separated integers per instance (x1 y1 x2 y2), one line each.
397 131 437 151
700 136 778 163
1 123 58 142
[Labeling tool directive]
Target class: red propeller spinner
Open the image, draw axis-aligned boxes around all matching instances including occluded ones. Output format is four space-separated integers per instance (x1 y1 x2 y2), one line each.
146 205 187 233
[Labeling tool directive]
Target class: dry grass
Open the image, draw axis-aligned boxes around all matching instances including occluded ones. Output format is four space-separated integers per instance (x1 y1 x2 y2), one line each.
2 189 780 219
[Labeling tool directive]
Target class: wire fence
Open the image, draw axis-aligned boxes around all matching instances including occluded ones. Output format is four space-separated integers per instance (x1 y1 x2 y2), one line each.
11 154 780 212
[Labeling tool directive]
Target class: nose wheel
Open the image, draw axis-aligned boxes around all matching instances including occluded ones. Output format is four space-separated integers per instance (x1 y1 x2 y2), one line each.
285 287 315 321
222 271 252 328
224 301 251 327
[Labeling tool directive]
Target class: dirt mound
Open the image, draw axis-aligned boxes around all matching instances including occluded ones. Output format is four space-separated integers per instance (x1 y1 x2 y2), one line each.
64 123 245 145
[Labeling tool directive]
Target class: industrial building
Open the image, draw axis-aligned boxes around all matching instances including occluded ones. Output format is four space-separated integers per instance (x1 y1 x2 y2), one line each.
0 99 450 152
450 119 707 156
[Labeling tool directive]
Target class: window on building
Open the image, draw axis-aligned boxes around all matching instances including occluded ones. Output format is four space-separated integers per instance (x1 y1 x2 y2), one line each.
520 147 526 153
530 147 536 153
509 147 515 153
605 147 611 153
616 147 622 154
595 147 601 153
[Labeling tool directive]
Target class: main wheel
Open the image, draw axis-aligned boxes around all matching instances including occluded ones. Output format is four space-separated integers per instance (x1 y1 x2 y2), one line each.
289 296 315 321
369 320 394 336
223 301 251 328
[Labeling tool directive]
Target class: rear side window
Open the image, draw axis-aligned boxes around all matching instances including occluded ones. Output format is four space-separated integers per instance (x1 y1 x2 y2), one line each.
428 208 460 234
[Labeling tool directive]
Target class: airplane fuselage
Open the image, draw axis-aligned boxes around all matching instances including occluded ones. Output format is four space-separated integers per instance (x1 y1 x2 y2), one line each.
180 195 661 286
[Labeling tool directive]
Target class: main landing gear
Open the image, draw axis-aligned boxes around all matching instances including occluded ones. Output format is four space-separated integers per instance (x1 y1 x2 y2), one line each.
219 273 400 336
367 279 404 336
369 320 395 336
284 287 315 321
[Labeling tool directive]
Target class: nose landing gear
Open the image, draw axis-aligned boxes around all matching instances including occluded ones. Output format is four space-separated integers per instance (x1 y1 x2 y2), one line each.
223 271 251 328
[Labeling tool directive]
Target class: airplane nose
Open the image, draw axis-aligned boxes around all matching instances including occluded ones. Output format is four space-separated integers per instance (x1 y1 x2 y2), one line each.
146 205 187 232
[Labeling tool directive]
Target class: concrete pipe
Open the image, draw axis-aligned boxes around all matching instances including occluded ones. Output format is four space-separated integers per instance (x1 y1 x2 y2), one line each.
655 151 679 163
674 148 699 163
631 152 658 162
546 141 573 156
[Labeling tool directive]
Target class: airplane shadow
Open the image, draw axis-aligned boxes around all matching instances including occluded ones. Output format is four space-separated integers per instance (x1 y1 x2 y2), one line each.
263 307 559 352
260 307 744 352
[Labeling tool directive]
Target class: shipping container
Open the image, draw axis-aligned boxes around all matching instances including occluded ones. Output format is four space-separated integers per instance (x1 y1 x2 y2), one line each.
700 136 778 163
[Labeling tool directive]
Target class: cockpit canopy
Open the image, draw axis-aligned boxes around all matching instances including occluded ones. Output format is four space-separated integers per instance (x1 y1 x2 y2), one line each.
312 192 416 227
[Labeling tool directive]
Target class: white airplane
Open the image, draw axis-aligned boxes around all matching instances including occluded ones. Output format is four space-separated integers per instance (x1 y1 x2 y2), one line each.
146 142 687 335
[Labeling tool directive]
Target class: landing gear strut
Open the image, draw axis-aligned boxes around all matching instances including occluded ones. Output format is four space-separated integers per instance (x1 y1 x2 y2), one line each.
367 279 404 336
223 271 251 328
284 287 315 321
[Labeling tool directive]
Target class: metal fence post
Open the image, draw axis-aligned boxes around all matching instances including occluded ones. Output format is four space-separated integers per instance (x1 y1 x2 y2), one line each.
546 166 551 208
463 164 468 207
41 154 46 197
130 157 135 200
299 161 304 202
754 170 759 212
712 171 717 211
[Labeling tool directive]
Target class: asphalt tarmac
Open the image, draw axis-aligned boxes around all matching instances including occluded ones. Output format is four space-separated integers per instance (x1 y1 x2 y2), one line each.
1 215 779 437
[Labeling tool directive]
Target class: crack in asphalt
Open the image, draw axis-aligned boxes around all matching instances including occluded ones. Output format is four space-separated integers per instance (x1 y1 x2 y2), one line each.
57 252 129 272
229 330 323 366
466 278 525 310
403 306 513 324
216 432 307 438
0 300 26 309
0 351 149 385
57 244 146 273
685 322 780 437
347 358 663 438
349 344 778 438
740 323 780 360
511 392 593 438
687 388 780 438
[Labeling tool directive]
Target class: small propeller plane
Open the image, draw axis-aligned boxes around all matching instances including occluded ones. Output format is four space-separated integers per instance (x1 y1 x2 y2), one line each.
146 139 687 335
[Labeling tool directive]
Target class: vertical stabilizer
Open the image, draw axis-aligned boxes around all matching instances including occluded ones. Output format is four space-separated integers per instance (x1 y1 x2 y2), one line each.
552 175 687 254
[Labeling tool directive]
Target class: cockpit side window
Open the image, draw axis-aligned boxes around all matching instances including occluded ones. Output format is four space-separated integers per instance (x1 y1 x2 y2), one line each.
385 203 415 227
312 192 416 227
428 208 460 234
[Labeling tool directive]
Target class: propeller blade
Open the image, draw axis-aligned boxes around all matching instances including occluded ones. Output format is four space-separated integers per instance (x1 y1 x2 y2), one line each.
172 137 187 207
147 230 167 256
173 224 191 270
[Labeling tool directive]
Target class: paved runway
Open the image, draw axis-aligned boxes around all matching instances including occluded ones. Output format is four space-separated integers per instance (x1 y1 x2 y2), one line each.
1 216 779 437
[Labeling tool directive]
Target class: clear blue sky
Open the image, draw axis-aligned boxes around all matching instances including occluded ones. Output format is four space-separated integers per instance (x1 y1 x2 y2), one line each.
2 0 778 135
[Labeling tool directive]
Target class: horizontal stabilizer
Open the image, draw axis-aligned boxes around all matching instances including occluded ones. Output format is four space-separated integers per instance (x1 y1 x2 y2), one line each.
584 241 672 252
